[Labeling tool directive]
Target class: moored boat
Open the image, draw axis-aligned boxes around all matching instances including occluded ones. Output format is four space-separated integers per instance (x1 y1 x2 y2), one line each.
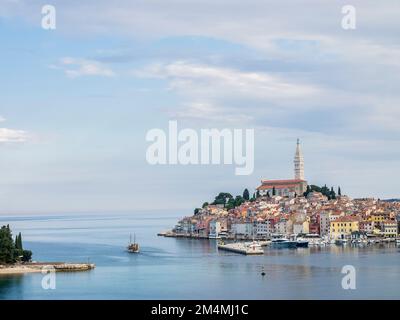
271 238 297 249
296 239 309 248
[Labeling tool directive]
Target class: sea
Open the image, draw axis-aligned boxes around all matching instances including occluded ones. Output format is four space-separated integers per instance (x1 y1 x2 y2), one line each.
0 211 399 300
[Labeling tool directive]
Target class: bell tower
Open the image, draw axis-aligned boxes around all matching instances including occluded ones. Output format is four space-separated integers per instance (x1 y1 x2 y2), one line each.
294 139 304 180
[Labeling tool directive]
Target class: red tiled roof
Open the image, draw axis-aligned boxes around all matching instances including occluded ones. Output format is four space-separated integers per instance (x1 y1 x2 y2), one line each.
257 184 299 190
332 216 360 223
260 179 306 184
383 220 396 224
257 179 306 190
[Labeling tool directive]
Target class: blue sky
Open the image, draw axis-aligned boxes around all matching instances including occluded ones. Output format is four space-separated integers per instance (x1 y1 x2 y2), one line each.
0 0 399 214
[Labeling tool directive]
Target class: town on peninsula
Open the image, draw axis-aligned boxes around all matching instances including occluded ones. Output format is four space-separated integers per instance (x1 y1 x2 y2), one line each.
160 140 400 252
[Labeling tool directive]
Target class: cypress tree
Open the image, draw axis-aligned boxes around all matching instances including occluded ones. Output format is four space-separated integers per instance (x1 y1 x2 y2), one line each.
18 233 23 251
0 225 16 264
243 189 250 201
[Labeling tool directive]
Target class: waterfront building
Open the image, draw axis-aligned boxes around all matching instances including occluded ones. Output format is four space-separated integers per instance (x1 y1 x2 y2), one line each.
231 222 254 237
293 221 309 235
368 212 389 224
359 220 374 234
381 220 397 238
209 220 222 238
257 140 307 198
254 219 273 237
274 218 288 235
330 216 360 239
319 211 330 236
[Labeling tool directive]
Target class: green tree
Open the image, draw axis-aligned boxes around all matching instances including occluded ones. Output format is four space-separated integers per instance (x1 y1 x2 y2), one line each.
338 186 342 196
17 233 23 251
234 195 245 207
243 189 250 201
330 187 336 200
202 202 209 208
22 250 32 262
225 198 236 210
212 192 233 206
272 187 276 196
0 225 16 264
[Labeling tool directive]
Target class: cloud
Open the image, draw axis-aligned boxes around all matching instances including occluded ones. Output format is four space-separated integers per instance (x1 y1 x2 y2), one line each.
0 116 30 143
51 57 115 78
0 128 30 143
140 61 319 98
137 61 323 125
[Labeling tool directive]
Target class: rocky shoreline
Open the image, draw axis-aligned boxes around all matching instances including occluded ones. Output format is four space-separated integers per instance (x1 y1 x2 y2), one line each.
0 262 95 275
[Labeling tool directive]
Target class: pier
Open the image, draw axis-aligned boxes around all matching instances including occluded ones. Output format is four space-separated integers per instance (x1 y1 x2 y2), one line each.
217 242 264 255
0 262 96 274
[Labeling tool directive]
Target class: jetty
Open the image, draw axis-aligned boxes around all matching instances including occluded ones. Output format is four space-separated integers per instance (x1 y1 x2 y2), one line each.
0 262 95 275
218 242 264 255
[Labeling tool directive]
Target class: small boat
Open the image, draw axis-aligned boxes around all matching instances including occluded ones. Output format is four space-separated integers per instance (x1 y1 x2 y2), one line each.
396 238 400 245
271 238 297 249
208 233 222 239
335 239 348 246
127 234 140 253
296 239 309 248
246 240 262 249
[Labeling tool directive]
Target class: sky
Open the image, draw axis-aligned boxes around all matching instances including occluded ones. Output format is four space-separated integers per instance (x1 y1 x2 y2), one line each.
0 0 399 214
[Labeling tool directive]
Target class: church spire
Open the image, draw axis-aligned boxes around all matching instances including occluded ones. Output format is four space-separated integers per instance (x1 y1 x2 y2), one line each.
294 139 304 180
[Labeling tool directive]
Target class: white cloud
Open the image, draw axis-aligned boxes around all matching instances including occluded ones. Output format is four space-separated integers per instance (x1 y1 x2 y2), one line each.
137 61 323 125
140 61 319 99
0 128 29 143
0 116 6 122
52 57 115 78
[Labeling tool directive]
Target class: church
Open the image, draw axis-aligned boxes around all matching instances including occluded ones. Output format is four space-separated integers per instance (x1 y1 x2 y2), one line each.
256 139 308 197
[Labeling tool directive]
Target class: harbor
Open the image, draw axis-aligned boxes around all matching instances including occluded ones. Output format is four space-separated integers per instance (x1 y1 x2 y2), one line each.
1 211 400 300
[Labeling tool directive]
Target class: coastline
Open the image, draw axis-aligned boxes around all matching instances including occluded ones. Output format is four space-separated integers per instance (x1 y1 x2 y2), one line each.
0 262 95 275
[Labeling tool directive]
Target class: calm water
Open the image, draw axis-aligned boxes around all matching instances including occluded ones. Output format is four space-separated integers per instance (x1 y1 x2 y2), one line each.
0 211 399 300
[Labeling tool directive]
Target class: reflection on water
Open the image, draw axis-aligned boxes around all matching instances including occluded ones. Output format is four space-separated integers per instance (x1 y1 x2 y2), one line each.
0 275 24 299
0 212 399 299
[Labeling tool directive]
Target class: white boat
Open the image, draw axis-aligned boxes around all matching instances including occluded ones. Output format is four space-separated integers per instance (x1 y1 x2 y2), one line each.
245 240 262 249
208 233 221 239
396 238 400 245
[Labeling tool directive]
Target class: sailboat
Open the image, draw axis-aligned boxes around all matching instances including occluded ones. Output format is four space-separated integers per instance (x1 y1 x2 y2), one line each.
127 233 140 253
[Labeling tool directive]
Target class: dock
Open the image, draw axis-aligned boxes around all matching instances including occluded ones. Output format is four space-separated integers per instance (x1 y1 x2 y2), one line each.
217 243 264 255
0 262 96 275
